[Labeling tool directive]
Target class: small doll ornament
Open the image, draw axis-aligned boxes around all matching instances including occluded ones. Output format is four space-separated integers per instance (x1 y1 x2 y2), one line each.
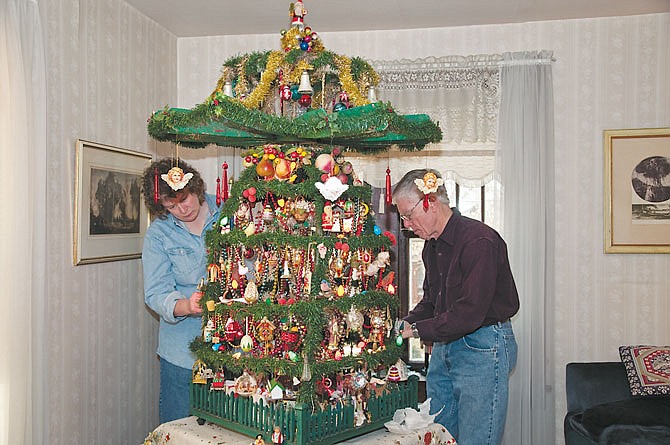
271 426 284 445
224 317 244 344
161 166 193 191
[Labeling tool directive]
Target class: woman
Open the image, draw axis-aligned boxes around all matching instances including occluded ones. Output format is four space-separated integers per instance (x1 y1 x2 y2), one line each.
141 158 220 423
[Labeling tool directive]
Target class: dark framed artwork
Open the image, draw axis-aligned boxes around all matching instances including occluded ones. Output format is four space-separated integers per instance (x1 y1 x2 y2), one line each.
604 128 670 253
74 139 152 265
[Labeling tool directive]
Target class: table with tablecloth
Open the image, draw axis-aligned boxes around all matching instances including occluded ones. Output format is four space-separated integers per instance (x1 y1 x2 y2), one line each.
142 415 454 445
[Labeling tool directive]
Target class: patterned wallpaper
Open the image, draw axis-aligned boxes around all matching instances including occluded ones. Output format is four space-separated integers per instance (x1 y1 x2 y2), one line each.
40 1 669 443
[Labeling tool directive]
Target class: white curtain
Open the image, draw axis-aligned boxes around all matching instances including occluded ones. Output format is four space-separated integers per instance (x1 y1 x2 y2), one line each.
0 1 47 444
357 51 556 444
496 50 555 445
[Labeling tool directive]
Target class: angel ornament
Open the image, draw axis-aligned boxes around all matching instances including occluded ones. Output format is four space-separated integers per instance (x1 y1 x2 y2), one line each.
161 166 193 191
414 171 444 210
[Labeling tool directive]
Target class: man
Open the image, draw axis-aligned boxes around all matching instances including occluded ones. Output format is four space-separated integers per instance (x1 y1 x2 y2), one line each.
394 169 519 445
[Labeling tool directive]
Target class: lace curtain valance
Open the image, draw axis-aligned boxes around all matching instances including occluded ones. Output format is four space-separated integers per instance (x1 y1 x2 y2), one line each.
371 54 502 145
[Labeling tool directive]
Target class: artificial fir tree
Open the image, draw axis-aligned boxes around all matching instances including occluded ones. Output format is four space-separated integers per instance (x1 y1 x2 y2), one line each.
148 2 441 442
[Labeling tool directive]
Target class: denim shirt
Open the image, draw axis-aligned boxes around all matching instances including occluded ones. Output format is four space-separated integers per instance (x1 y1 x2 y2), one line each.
142 194 220 369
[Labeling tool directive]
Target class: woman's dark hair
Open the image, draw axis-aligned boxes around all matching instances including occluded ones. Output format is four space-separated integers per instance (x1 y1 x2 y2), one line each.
141 158 206 219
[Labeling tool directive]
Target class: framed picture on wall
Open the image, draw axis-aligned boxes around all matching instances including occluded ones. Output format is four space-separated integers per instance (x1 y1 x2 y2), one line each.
74 139 152 265
604 128 670 253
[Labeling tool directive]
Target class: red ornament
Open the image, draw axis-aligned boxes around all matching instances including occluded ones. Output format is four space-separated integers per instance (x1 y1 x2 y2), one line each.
298 94 312 107
222 162 229 201
216 177 221 206
224 317 244 343
280 85 292 101
382 230 397 246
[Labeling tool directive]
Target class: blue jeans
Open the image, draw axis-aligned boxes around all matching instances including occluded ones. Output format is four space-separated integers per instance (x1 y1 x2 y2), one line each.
159 357 192 423
426 321 517 445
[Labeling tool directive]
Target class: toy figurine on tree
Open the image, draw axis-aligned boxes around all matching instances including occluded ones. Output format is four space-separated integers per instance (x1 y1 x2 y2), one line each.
272 426 284 445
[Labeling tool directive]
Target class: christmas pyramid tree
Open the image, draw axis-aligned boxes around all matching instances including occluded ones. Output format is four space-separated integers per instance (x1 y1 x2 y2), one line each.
149 2 440 443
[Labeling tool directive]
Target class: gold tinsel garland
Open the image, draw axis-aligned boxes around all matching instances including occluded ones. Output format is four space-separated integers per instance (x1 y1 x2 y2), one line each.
286 60 314 85
207 51 377 111
241 51 284 109
235 57 250 98
335 55 368 107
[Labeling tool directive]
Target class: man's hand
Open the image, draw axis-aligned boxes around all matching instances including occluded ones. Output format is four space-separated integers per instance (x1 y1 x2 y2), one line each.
400 321 415 339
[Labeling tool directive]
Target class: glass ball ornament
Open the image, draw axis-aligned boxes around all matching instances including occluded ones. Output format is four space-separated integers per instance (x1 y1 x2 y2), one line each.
291 86 301 101
333 102 347 112
298 94 312 107
300 40 309 51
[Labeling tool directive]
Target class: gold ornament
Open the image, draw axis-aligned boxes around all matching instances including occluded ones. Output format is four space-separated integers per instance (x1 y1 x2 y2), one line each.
244 281 259 303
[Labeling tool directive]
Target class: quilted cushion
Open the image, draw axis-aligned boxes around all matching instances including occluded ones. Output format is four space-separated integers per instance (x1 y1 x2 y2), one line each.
619 345 670 396
581 398 670 438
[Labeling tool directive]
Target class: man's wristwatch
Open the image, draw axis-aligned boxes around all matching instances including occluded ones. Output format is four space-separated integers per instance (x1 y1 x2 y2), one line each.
410 323 420 338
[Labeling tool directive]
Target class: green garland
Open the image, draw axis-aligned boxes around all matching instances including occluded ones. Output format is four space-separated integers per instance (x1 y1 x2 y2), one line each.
190 291 401 404
148 99 441 151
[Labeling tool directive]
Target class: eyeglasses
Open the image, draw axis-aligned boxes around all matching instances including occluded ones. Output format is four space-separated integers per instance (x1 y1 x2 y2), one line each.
399 198 423 222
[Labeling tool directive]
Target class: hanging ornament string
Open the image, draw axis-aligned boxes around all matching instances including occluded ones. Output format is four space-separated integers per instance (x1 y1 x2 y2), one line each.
153 167 160 203
385 166 392 206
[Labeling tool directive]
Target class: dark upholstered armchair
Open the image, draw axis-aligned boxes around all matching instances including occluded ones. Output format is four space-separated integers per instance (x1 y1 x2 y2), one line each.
564 362 670 445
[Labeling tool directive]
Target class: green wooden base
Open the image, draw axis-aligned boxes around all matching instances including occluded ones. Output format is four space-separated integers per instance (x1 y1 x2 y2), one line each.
191 376 418 445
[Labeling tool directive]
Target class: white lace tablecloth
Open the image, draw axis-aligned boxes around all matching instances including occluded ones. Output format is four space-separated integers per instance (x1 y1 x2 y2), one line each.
142 416 448 445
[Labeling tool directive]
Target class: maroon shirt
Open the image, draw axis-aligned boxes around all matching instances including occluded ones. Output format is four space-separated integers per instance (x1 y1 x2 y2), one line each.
405 209 519 343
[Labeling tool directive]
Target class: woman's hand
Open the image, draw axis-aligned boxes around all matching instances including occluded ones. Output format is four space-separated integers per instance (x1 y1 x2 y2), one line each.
173 291 203 317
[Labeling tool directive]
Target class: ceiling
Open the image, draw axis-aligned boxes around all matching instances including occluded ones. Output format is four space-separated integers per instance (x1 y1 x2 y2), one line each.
124 0 670 38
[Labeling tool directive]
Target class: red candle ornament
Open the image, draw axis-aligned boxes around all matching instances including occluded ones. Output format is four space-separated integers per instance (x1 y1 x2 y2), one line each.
216 177 222 206
222 162 229 201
